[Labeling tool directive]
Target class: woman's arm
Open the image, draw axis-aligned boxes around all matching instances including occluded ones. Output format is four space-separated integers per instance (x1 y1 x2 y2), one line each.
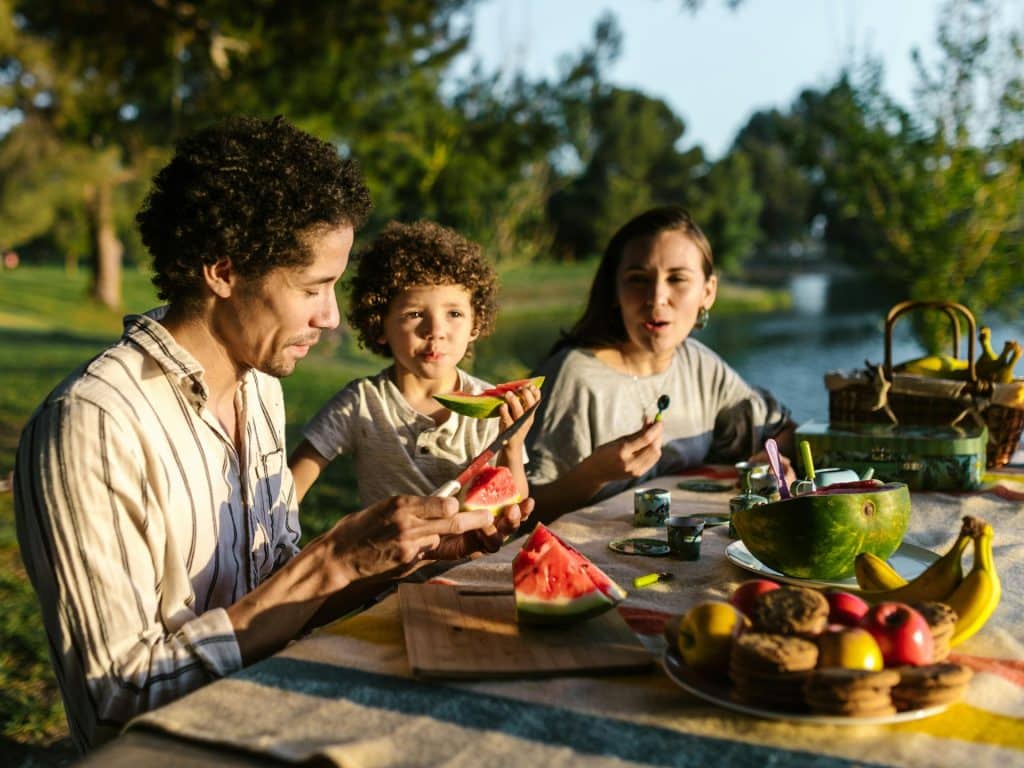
529 420 664 525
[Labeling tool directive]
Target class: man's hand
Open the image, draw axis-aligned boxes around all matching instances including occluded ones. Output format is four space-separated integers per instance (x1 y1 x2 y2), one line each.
428 497 534 560
584 420 664 484
747 448 797 487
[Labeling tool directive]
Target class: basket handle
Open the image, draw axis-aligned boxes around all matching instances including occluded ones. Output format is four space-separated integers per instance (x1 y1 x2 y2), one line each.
883 300 977 383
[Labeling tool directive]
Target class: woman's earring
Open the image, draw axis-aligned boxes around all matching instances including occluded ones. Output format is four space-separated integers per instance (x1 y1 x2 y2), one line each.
695 307 710 330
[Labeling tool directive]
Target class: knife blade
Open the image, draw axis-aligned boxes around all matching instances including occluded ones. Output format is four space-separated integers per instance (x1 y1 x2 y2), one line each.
432 400 539 498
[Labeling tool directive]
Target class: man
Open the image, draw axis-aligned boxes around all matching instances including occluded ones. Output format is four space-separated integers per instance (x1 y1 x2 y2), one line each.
13 115 531 752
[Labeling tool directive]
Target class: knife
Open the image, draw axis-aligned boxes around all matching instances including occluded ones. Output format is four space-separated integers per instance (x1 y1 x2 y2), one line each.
431 400 539 499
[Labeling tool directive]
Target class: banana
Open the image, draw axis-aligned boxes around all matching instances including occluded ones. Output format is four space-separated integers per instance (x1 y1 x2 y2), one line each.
946 518 1001 646
854 551 908 591
894 353 969 378
856 517 974 603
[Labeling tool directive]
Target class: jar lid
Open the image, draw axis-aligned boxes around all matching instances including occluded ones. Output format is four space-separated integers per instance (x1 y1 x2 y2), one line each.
666 516 705 533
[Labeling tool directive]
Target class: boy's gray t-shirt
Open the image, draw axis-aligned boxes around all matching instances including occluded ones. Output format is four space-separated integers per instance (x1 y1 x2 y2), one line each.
526 340 790 503
302 367 513 505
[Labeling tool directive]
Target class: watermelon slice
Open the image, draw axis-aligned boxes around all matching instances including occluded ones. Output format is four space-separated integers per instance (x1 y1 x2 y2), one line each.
513 524 627 626
434 376 545 418
459 465 521 516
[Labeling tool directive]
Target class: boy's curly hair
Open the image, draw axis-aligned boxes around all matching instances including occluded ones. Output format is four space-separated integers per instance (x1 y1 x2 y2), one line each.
347 221 497 358
136 115 372 311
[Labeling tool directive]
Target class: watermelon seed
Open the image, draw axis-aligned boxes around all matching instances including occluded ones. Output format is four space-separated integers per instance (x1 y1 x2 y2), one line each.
862 501 876 518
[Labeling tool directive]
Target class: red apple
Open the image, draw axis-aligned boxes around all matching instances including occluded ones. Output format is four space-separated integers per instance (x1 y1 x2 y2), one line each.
824 590 870 626
728 578 781 618
859 602 934 666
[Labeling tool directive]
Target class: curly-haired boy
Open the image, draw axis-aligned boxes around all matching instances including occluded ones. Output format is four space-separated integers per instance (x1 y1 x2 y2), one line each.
289 220 540 505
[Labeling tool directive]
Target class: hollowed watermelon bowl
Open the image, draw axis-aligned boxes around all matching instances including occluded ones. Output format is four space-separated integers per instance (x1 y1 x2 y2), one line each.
730 481 911 580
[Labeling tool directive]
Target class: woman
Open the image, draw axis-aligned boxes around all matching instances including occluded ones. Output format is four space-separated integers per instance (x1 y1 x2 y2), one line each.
526 206 795 521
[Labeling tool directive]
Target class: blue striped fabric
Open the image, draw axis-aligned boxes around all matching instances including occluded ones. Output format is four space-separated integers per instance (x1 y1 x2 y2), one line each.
237 658 886 768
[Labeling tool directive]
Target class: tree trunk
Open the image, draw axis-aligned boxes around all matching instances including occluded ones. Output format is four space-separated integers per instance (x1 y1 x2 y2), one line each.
86 181 123 309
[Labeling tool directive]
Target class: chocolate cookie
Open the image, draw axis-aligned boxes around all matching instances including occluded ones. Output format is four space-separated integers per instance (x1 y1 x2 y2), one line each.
729 632 818 713
891 662 973 711
804 668 900 717
751 586 830 637
910 601 958 662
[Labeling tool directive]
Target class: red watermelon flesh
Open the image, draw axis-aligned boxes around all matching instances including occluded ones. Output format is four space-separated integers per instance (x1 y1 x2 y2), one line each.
459 466 520 516
513 524 627 625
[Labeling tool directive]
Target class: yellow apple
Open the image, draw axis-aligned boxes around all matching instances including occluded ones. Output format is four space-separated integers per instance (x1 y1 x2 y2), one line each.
677 601 749 675
817 626 885 670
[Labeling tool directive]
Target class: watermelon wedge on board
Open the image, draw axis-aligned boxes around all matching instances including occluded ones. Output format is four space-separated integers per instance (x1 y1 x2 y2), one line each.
459 466 521 516
434 376 545 419
513 524 627 626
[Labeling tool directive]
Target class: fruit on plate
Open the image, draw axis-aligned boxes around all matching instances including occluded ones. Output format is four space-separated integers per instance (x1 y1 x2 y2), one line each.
677 601 750 675
513 523 627 626
854 551 908 591
728 578 780 618
817 626 885 670
859 602 934 666
823 590 870 626
730 482 910 580
946 517 1001 646
854 516 973 601
458 466 520 517
434 376 545 418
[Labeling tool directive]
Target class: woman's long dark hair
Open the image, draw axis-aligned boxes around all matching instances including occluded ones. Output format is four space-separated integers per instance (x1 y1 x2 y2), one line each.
551 206 714 355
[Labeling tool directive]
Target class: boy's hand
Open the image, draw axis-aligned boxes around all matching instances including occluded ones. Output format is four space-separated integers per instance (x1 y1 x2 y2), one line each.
497 382 542 448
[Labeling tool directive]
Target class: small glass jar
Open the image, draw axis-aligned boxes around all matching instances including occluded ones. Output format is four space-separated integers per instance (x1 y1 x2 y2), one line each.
728 466 768 538
666 516 704 560
633 487 671 527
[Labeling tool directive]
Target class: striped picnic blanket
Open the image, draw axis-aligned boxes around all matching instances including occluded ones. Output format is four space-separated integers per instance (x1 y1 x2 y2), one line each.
129 470 1024 767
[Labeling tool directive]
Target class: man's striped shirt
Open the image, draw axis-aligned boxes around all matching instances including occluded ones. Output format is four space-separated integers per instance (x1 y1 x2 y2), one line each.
14 310 301 751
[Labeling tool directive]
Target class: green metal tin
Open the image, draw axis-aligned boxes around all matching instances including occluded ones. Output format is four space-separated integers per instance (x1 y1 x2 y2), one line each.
795 421 987 491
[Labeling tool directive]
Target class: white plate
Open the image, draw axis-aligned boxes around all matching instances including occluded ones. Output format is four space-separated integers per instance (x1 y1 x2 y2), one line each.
724 540 939 590
662 649 949 725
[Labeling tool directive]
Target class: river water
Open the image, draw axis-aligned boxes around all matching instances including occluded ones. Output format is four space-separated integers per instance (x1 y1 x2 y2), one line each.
479 273 1024 428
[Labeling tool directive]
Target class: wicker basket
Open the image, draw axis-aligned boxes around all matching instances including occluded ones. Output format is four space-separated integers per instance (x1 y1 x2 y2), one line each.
826 300 1024 468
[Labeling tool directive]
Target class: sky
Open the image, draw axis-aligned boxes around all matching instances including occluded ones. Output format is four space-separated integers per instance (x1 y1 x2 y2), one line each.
461 0 957 159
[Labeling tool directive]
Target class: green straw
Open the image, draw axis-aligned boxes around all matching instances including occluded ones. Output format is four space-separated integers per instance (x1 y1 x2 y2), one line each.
799 440 816 481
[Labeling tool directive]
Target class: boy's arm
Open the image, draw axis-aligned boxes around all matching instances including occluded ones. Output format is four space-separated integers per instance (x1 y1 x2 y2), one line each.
495 385 541 500
288 439 331 504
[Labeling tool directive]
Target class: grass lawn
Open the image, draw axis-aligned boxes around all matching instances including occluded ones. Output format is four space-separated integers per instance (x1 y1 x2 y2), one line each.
0 263 787 753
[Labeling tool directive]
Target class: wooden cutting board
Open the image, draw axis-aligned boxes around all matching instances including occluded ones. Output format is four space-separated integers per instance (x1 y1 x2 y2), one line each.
398 582 653 679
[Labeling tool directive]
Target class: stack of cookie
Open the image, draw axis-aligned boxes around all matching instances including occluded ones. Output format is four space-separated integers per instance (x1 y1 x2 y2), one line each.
891 662 973 711
911 601 958 661
804 668 899 718
729 633 819 711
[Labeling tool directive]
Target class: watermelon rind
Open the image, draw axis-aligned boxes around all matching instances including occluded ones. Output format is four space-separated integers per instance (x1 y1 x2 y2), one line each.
512 524 627 627
731 482 910 580
435 376 545 419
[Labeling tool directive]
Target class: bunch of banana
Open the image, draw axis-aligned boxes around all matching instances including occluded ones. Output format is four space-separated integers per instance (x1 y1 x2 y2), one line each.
852 516 1000 646
854 518 972 601
893 353 969 379
945 518 1001 645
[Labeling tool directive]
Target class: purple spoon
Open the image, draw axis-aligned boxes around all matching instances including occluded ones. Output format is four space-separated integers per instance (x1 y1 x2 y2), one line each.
765 438 790 499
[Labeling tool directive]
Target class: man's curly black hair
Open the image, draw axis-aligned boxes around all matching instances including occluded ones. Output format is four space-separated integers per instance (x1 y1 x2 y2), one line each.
347 220 497 358
136 115 372 310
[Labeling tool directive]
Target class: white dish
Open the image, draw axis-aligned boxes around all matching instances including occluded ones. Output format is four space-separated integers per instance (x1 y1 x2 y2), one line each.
724 540 939 590
662 650 949 725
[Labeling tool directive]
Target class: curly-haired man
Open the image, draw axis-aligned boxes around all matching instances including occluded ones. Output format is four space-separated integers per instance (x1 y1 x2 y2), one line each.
13 116 532 752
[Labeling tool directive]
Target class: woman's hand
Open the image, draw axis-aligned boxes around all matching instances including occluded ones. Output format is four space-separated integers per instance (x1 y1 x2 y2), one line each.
584 420 664 484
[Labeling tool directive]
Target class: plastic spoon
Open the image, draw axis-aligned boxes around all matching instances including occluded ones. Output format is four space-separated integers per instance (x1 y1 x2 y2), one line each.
765 438 790 499
654 394 670 422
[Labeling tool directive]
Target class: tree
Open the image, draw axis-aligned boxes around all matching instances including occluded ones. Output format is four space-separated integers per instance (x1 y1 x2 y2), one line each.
0 0 478 307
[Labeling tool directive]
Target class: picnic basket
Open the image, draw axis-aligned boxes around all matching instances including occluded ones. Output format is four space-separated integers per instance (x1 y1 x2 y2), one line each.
825 300 1024 468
